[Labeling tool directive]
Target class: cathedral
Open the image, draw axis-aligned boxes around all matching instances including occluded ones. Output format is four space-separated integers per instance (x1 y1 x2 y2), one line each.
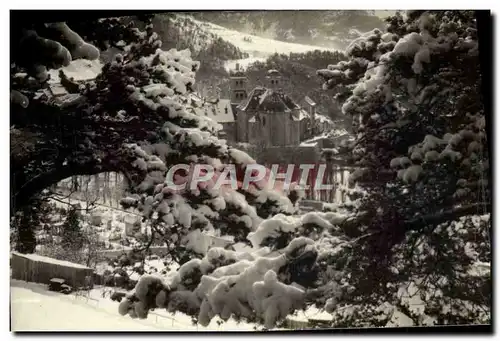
231 69 312 146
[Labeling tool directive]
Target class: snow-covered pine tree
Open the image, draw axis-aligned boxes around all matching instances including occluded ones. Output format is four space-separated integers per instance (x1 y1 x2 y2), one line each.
105 22 356 328
316 10 491 326
71 22 301 256
120 10 490 329
10 16 157 216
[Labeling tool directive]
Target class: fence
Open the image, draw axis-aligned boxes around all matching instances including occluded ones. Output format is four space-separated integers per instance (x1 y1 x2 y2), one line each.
11 252 94 289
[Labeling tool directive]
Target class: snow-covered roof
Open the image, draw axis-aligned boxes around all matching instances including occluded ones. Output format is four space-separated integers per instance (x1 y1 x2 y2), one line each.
304 96 316 107
239 87 299 113
293 109 309 121
11 252 92 270
189 98 235 123
124 215 140 224
322 147 340 155
299 141 319 147
315 114 334 124
301 127 351 147
47 59 102 84
50 84 69 97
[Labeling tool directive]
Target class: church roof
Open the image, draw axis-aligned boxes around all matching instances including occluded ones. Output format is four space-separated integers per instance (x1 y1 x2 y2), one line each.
238 87 299 113
186 95 235 123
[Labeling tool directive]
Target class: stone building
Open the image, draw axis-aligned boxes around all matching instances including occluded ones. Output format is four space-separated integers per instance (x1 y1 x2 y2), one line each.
233 69 310 146
185 94 237 142
188 68 334 147
185 67 354 205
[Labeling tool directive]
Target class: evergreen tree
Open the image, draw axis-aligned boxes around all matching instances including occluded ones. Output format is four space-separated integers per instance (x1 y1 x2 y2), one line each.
12 206 38 254
119 10 490 329
9 11 491 329
11 196 52 254
316 10 491 326
61 206 84 251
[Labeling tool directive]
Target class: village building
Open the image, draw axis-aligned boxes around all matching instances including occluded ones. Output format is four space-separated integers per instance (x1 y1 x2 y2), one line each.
186 66 354 205
184 94 237 142
230 69 313 146
189 68 325 146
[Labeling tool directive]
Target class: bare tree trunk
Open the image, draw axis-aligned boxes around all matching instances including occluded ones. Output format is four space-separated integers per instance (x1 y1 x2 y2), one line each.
328 165 335 203
103 173 108 204
94 174 100 203
72 176 79 192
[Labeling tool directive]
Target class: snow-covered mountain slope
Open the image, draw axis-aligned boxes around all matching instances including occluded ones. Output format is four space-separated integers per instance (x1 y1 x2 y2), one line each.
177 15 338 72
183 15 339 56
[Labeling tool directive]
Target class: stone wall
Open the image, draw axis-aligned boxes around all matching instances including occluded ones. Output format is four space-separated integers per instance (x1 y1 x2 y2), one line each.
236 109 248 142
236 108 305 146
242 144 321 165
220 122 236 142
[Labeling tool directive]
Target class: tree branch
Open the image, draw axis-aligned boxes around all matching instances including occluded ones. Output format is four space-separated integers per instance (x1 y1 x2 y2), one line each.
406 203 491 230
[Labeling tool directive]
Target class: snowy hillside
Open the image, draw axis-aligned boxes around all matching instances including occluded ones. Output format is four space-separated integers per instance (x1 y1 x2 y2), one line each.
184 16 338 55
177 15 338 72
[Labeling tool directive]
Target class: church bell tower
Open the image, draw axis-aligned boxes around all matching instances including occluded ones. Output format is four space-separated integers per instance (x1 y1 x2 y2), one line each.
230 63 248 105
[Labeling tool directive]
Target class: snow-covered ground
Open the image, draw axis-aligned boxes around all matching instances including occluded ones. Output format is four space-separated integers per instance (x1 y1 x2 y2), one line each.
8 279 428 331
10 280 259 331
11 280 162 331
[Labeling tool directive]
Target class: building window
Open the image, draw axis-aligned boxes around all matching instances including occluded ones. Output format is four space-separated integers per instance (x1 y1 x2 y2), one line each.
262 117 266 126
225 107 228 114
